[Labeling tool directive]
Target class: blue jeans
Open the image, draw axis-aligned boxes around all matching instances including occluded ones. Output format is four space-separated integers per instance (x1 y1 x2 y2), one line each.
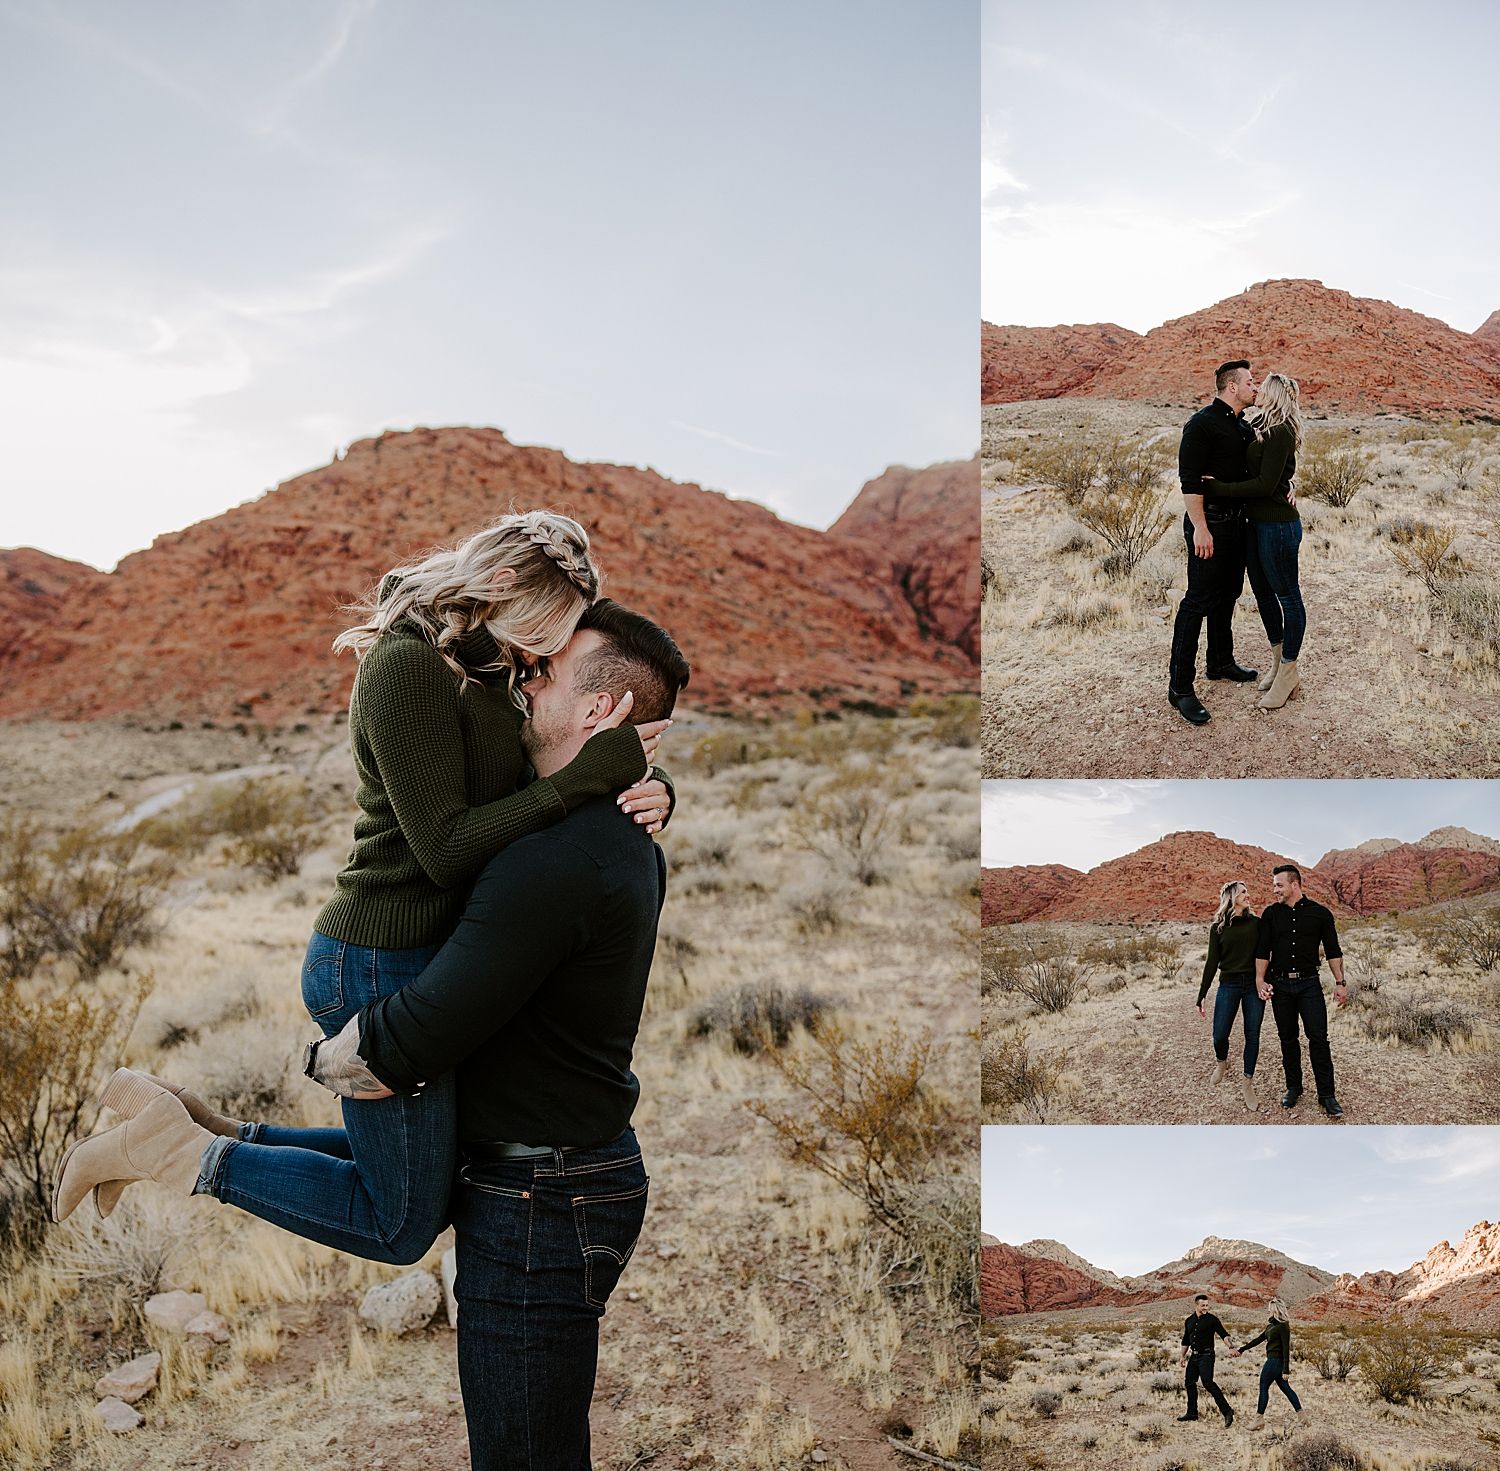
1246 519 1306 661
1212 973 1265 1076
201 932 454 1264
1258 1357 1301 1413
452 1129 649 1471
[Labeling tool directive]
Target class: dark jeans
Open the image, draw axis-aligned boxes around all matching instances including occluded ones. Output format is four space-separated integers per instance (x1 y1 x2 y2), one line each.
1169 512 1247 691
1212 973 1265 1076
1185 1352 1232 1419
1258 1357 1301 1413
1270 973 1336 1099
204 932 455 1264
453 1128 649 1471
1246 519 1306 661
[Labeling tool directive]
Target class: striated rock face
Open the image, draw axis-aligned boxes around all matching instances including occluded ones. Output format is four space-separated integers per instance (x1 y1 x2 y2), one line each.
981 863 1084 925
982 1241 1136 1316
983 828 1500 925
984 280 1500 415
829 455 981 660
1297 1221 1500 1331
0 428 976 725
981 321 1142 405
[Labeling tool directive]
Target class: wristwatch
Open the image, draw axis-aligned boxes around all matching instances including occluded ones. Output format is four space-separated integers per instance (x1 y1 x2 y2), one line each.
302 1037 323 1080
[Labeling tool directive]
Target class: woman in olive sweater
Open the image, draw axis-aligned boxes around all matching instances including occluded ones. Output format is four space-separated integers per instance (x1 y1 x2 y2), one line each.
1242 1297 1307 1429
1197 880 1265 1111
1201 372 1306 711
57 513 675 1261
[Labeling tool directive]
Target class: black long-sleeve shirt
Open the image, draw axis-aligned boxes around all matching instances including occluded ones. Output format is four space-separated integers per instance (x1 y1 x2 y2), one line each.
1178 398 1253 516
1182 1311 1231 1355
1255 896 1342 974
356 795 668 1147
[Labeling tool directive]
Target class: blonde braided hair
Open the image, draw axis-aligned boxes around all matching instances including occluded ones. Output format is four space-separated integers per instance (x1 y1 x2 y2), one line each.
334 510 602 706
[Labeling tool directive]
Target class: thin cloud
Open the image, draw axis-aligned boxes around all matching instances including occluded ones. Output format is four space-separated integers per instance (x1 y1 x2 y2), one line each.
669 421 784 457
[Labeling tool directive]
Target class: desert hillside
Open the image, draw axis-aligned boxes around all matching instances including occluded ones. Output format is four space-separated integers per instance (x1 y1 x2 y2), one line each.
0 428 978 725
981 278 1500 415
981 827 1500 925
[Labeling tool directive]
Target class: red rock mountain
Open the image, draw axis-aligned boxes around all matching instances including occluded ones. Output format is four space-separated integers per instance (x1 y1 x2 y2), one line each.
0 428 976 725
981 1235 1336 1319
981 828 1500 925
828 456 981 661
982 279 1500 415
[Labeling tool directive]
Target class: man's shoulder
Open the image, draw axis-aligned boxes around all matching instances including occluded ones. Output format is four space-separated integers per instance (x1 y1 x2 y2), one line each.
523 795 658 868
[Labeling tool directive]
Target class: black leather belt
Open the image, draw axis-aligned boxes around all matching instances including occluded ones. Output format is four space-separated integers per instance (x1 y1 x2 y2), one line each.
461 1140 566 1162
1270 970 1318 981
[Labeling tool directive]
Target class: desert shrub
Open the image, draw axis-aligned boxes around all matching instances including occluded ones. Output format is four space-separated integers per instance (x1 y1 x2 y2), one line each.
1080 932 1179 974
1441 439 1485 493
1032 1388 1061 1418
890 1171 980 1313
1147 1372 1174 1393
786 765 894 886
218 777 321 879
689 981 828 1054
1360 1317 1453 1403
1389 521 1462 593
986 927 1095 1012
1432 575 1500 656
1280 1432 1367 1471
1072 1424 1102 1448
981 552 1001 600
908 694 980 749
745 1019 953 1240
1043 592 1122 630
981 1028 1066 1123
983 1331 1021 1380
170 1016 306 1127
46 1191 198 1297
1300 1329 1363 1380
781 877 852 935
1030 429 1103 506
1360 994 1479 1050
1131 1415 1166 1442
1073 476 1172 580
1412 899 1500 972
1343 932 1388 994
1049 524 1098 555
1299 432 1373 507
1136 1345 1171 1371
0 970 153 1243
0 818 174 980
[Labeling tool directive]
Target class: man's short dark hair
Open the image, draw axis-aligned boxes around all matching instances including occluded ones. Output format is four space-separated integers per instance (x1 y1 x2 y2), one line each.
573 598 690 723
1273 863 1302 884
1215 359 1251 393
1194 1293 1208 1302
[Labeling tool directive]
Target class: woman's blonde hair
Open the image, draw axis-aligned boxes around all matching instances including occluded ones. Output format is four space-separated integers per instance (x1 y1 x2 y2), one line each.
1213 880 1248 932
1248 372 1304 453
1267 1297 1289 1323
333 510 601 705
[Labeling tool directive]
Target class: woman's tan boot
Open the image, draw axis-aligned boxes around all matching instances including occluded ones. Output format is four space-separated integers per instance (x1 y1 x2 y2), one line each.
1210 1060 1229 1088
1257 644 1283 692
1258 658 1299 710
101 1068 242 1137
1298 1409 1312 1427
1240 1074 1258 1112
53 1092 212 1223
1249 1413 1264 1431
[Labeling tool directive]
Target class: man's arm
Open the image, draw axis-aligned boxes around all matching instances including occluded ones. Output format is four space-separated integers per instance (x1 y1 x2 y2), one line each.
1178 418 1214 559
1323 910 1346 1002
1255 912 1274 999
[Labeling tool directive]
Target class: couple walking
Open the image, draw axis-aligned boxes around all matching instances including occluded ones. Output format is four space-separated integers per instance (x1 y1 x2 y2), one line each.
1179 1294 1309 1432
1168 359 1308 726
1196 864 1347 1117
53 512 690 1469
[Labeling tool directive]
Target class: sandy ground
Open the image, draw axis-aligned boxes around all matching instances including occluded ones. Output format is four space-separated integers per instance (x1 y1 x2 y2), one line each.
982 1313 1500 1470
981 922 1500 1127
982 401 1500 779
0 715 981 1470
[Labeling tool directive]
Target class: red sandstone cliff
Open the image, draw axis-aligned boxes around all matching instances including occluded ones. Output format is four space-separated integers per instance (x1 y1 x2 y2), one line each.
0 428 976 725
982 280 1500 415
980 863 1084 925
828 455 981 661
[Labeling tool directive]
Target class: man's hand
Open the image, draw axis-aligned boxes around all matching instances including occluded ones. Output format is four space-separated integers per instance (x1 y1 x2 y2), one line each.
310 1013 394 1100
1333 982 1348 1008
617 776 671 834
1192 523 1215 559
1257 980 1274 1001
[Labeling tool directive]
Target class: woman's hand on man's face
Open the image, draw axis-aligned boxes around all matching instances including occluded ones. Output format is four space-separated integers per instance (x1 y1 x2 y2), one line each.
618 777 670 834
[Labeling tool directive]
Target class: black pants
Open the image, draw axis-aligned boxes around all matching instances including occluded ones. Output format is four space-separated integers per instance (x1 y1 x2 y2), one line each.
1185 1352 1231 1419
1168 513 1247 692
1271 974 1336 1098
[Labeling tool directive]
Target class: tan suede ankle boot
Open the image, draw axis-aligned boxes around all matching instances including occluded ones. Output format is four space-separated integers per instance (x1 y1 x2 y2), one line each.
101 1068 243 1137
1210 1060 1229 1087
1257 644 1282 692
53 1093 213 1223
1240 1075 1258 1112
1259 658 1299 710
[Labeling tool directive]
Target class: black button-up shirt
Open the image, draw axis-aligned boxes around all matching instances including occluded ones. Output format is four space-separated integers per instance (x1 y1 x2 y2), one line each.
1182 1311 1230 1355
1256 896 1342 974
1178 398 1253 516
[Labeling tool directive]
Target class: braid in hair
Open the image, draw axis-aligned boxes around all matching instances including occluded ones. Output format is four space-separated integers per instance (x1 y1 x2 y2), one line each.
520 511 601 600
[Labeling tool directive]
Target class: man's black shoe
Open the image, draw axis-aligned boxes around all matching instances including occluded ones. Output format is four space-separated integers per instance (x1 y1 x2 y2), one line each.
1168 689 1211 726
1223 1407 1235 1429
1320 1095 1344 1118
1281 1088 1303 1109
1176 1414 1199 1422
1207 662 1258 682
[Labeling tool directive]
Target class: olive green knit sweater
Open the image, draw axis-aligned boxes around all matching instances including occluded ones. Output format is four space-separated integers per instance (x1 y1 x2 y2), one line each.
1204 421 1299 522
314 621 662 950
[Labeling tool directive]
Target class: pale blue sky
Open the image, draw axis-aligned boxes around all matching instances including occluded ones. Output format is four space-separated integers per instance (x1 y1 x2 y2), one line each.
983 1 1500 334
0 2 975 569
982 780 1500 871
983 1127 1500 1277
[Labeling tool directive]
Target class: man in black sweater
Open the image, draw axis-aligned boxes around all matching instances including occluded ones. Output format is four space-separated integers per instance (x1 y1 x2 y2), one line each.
1256 864 1347 1117
1179 1293 1239 1426
1168 360 1260 725
309 599 690 1471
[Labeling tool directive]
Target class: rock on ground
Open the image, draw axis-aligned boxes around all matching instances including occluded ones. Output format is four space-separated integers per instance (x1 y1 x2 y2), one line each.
95 1396 143 1432
358 1269 442 1335
94 1352 161 1403
143 1289 206 1331
183 1309 231 1341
